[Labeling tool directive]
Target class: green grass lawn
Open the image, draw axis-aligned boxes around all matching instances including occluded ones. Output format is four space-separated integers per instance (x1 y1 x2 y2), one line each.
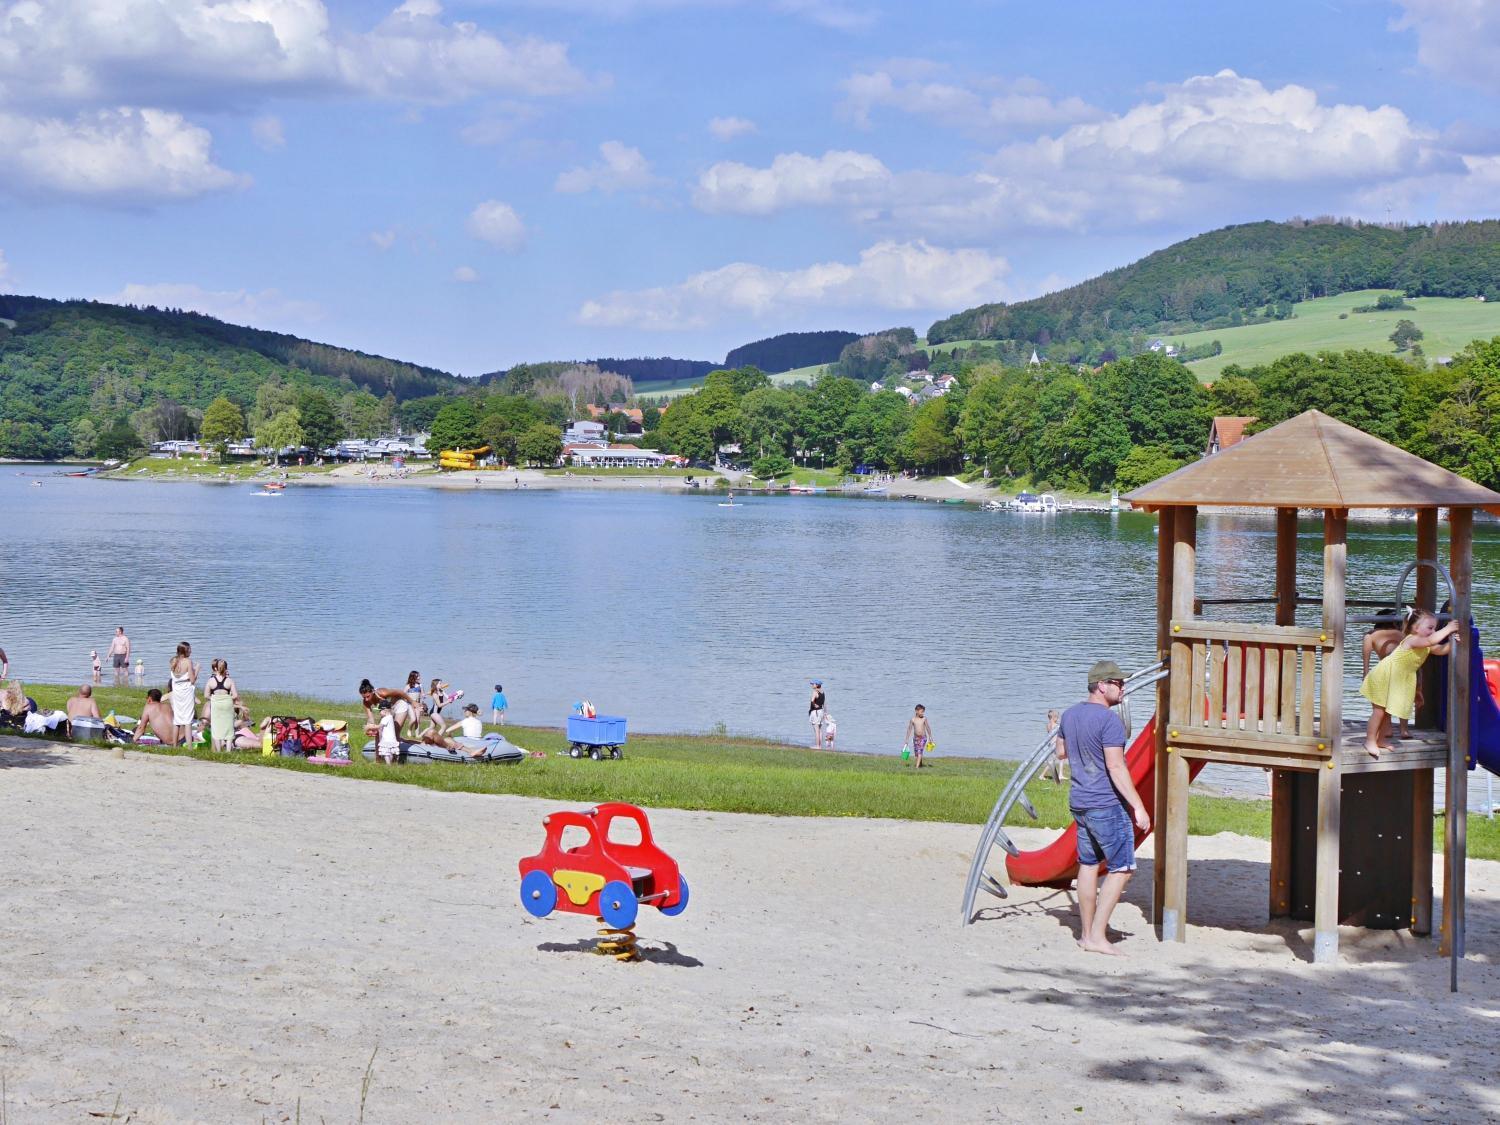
1177 290 1500 380
752 467 847 488
16 682 1500 858
920 339 988 355
771 363 829 385
112 457 345 480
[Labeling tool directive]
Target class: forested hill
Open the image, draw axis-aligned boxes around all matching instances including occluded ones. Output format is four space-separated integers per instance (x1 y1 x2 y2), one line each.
724 330 859 373
0 296 461 459
927 219 1500 357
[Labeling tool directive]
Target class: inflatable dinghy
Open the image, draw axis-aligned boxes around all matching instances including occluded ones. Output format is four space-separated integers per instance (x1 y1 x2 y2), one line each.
361 734 525 765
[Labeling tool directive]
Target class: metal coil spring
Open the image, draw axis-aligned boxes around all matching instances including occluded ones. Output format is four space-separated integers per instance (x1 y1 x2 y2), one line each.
594 921 640 961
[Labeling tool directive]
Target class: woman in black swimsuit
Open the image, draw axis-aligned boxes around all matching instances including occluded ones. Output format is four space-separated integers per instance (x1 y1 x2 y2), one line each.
809 680 826 749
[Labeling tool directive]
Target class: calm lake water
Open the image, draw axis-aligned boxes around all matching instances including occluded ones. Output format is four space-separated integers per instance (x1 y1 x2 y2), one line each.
5 469 1500 803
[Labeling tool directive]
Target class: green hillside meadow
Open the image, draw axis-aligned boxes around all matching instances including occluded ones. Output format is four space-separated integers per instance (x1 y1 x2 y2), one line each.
1175 290 1500 379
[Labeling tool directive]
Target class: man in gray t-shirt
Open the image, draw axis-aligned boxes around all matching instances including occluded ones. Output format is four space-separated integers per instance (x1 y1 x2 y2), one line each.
1054 659 1150 956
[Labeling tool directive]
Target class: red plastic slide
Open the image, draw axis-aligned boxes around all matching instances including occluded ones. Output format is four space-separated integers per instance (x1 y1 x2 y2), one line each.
1004 717 1208 888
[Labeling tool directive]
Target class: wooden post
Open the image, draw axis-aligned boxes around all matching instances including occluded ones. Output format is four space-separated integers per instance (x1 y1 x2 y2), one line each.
1412 767 1434 935
1269 507 1298 918
1275 508 1299 626
1163 505 1196 943
1412 507 1439 936
1442 507 1472 981
1152 508 1176 928
1314 508 1347 965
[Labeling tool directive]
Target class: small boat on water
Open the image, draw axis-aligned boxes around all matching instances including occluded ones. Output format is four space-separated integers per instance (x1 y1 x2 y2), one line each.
718 492 744 508
1013 491 1058 513
262 481 286 491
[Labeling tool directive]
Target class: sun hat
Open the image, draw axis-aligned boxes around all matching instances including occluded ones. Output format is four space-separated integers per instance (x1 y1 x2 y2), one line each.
1087 659 1125 686
809 679 823 686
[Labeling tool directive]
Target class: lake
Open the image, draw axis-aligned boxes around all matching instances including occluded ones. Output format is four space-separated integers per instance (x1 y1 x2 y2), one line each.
5 469 1500 804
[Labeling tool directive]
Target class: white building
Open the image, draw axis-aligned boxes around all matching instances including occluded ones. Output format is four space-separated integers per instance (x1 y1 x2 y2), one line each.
564 443 669 468
563 420 607 446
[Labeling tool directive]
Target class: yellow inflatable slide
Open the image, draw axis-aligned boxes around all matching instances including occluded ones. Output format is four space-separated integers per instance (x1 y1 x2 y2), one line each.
438 445 492 471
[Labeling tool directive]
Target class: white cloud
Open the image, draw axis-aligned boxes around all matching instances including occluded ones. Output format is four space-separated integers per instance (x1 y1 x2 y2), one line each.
840 67 1101 133
453 265 480 282
555 141 657 194
0 248 12 292
708 115 757 141
697 72 1445 236
0 0 593 110
251 115 285 150
339 1 595 103
0 106 244 202
492 0 874 30
369 229 398 251
1394 1 1500 95
101 282 323 328
576 240 1010 331
466 199 527 251
694 150 891 214
1002 70 1429 184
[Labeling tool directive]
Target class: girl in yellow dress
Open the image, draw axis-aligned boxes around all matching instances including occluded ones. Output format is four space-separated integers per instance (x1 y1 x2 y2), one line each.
1360 609 1459 756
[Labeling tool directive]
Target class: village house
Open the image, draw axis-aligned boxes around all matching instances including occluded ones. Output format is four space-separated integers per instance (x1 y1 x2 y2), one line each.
1204 415 1255 457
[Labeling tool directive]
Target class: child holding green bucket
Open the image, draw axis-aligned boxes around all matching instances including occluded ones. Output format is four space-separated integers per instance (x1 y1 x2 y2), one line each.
903 704 934 768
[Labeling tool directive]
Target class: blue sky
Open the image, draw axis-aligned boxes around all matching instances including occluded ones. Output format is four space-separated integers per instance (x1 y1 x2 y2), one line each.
1 0 1498 375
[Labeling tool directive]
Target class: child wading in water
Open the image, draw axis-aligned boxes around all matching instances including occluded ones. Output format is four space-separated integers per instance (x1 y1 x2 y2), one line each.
1360 608 1459 757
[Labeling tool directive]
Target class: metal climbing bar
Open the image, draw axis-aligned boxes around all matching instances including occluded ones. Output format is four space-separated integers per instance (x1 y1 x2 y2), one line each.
960 661 1166 926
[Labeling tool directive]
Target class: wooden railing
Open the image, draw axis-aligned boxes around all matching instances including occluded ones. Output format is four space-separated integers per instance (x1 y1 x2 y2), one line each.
1167 621 1335 761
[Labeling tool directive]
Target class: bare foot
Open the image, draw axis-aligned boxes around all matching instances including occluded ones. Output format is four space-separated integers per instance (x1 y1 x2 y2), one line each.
1365 743 1381 759
1079 938 1122 956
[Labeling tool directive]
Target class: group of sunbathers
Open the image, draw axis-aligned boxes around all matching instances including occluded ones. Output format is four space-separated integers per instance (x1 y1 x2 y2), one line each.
358 671 486 759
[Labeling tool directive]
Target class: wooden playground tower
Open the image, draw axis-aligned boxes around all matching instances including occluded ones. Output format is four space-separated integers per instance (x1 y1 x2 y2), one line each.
1127 410 1500 971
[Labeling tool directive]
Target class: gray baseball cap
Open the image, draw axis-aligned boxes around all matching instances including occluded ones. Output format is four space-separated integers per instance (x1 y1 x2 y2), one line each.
1087 659 1125 686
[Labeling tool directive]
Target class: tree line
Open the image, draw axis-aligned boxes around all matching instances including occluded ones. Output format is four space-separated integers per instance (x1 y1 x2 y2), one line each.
634 336 1500 494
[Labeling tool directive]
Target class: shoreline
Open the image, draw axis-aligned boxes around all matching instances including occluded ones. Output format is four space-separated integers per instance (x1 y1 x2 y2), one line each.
1 742 1496 1120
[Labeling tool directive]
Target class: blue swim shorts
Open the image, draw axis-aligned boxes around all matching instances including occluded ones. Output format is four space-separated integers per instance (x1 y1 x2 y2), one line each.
1073 803 1136 873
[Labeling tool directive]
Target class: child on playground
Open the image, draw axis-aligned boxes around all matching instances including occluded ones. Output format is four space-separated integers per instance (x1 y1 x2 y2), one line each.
1360 608 1459 757
491 683 508 724
1363 623 1423 737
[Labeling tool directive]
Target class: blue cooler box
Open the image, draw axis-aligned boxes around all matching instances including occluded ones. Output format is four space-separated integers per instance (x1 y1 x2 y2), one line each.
566 714 627 745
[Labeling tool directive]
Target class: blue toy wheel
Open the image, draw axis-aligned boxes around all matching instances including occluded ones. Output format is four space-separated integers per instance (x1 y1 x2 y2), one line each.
520 870 556 918
598 879 638 929
659 875 689 916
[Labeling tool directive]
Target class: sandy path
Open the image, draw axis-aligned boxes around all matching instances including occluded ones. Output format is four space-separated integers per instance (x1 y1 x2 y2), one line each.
1 742 1496 1122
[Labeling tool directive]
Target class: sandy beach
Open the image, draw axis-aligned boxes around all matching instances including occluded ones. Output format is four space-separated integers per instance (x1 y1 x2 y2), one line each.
2 739 1496 1122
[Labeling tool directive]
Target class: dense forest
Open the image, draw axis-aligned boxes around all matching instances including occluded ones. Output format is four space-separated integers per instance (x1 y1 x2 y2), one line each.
927 219 1500 360
723 330 859 373
0 299 466 460
477 356 715 388
637 336 1500 495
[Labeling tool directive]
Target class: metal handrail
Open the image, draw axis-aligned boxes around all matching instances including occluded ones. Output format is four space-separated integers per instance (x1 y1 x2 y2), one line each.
960 662 1167 926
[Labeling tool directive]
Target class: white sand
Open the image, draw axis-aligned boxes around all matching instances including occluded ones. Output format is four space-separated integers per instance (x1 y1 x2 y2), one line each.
1 740 1497 1122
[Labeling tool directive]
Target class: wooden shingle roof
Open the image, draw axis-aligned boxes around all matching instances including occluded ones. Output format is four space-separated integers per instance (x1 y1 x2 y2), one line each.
1128 410 1500 514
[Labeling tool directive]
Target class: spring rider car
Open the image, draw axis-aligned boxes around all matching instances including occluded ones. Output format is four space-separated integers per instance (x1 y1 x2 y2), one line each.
518 802 689 960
